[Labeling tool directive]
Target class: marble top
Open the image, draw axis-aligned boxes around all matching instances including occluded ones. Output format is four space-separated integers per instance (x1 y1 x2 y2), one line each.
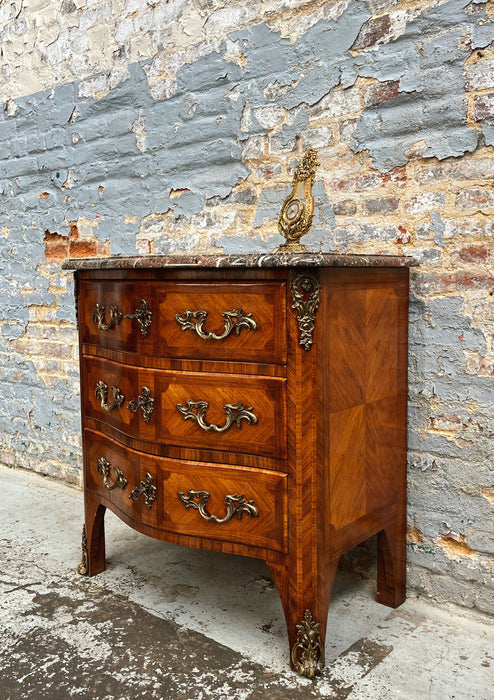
63 252 414 271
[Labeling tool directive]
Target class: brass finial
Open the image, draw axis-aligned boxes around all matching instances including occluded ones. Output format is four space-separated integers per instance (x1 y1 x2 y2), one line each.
275 148 320 253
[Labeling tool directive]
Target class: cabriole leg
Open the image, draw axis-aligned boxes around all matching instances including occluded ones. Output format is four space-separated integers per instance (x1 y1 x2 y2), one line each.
266 557 340 678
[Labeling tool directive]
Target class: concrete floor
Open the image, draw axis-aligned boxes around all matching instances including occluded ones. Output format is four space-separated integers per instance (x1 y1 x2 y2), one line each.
1 464 492 699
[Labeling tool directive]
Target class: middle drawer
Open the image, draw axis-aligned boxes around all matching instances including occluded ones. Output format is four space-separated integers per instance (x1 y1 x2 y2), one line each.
83 356 287 460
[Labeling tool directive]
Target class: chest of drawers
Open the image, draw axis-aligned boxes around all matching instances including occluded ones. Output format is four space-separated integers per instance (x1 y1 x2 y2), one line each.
65 253 411 678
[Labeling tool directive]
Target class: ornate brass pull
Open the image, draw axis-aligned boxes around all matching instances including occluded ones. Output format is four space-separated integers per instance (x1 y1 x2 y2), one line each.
176 400 257 433
95 380 125 412
178 489 258 524
129 472 157 510
92 299 152 336
127 386 154 423
124 299 152 336
92 303 123 331
97 456 128 491
175 308 257 340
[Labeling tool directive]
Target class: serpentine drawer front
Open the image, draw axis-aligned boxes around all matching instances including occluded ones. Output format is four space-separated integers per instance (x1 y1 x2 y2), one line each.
66 254 412 679
83 356 287 459
84 429 287 552
79 279 287 364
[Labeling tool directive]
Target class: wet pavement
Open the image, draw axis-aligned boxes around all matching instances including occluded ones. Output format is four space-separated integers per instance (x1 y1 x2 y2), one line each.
1 464 492 699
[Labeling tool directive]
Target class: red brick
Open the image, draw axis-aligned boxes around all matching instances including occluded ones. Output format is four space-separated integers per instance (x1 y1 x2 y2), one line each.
464 57 494 91
415 157 494 183
443 217 494 239
379 167 407 186
455 187 494 211
333 173 380 192
395 226 410 244
413 271 494 295
473 92 494 121
452 244 492 264
364 80 400 108
68 224 79 240
465 352 494 376
332 167 406 193
364 196 399 215
43 230 65 244
45 242 69 263
69 240 98 257
36 341 74 358
333 199 358 216
351 15 391 51
407 192 445 214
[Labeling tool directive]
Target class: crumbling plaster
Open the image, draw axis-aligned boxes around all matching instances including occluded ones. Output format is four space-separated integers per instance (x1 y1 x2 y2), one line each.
0 0 493 614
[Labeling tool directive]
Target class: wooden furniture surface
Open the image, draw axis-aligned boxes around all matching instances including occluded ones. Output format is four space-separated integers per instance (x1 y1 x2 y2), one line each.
65 253 411 678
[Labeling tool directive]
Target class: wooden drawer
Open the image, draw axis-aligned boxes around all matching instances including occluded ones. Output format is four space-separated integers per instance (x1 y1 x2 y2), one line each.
84 429 144 524
158 458 287 552
84 429 288 552
79 280 287 364
83 356 287 459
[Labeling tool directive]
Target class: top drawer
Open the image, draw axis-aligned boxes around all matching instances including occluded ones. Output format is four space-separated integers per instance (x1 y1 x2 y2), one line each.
79 280 287 364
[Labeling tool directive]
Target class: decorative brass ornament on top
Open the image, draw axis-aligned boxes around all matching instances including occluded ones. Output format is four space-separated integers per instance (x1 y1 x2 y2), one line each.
276 148 320 252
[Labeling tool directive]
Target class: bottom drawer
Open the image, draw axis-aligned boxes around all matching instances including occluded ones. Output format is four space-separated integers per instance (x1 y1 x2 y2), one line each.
84 430 288 553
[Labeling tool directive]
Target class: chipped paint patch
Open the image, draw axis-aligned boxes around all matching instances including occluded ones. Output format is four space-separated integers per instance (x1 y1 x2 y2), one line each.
439 531 478 558
481 486 494 505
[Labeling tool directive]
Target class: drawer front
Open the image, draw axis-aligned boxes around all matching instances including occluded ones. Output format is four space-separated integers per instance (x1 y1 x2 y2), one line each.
84 429 287 552
159 459 287 552
83 357 287 459
158 281 286 364
84 429 154 525
79 281 155 355
79 280 286 364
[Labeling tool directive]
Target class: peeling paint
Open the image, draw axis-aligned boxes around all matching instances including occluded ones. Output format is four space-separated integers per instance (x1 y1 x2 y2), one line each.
439 532 478 558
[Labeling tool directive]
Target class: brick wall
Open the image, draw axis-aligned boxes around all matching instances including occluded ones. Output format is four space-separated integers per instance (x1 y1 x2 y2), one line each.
1 0 493 614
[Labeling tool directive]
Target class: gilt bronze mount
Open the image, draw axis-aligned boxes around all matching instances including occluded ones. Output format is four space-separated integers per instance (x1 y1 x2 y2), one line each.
175 308 257 341
291 609 324 678
128 386 155 424
92 303 122 332
95 380 125 412
176 400 258 433
276 148 320 252
129 472 157 510
77 524 89 576
97 456 128 491
125 299 152 336
178 489 259 524
289 272 321 350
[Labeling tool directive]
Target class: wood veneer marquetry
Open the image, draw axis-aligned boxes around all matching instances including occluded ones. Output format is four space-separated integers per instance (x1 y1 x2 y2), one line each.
73 259 410 677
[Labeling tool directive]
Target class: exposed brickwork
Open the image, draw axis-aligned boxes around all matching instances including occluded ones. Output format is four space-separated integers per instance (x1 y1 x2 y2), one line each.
0 0 493 616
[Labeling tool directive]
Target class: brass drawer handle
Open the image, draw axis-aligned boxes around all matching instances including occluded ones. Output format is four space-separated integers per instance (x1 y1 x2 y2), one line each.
124 299 152 336
97 457 128 491
92 303 122 331
95 380 125 412
128 386 154 423
92 299 152 336
129 472 157 510
178 489 258 524
176 400 257 433
175 308 256 341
